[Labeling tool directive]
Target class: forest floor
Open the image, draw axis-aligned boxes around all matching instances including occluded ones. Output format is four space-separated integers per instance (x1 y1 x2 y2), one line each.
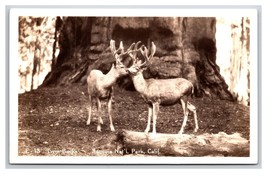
18 84 250 157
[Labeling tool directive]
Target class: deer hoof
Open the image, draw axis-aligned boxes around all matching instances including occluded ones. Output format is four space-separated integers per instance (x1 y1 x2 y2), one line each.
97 126 101 132
86 120 91 125
110 125 115 132
194 128 198 133
151 131 156 134
178 130 183 135
99 118 103 124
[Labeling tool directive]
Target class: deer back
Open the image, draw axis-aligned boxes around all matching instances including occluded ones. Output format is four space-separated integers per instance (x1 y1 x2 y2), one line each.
137 77 194 106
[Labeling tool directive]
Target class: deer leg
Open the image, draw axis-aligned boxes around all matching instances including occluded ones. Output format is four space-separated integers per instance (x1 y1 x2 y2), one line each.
108 92 115 132
152 102 159 134
86 95 92 125
178 97 188 134
97 99 103 125
144 104 152 133
187 102 199 133
96 98 102 132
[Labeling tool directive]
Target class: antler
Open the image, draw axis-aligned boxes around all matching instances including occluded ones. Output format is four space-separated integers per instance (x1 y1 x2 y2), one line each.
110 40 156 67
110 40 121 56
110 40 135 63
130 41 142 64
139 42 156 67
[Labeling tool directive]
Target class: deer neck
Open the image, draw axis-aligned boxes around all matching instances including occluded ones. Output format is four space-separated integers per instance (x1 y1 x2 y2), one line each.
131 72 147 94
102 65 119 89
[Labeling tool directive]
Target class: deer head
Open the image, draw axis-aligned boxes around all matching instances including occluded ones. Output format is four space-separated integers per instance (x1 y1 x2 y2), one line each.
110 40 135 76
127 41 156 75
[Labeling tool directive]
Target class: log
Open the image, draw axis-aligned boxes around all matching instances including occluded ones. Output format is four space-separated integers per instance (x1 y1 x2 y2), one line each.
115 129 249 157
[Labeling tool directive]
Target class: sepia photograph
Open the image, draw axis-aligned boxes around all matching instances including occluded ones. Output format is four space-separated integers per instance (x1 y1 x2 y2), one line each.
9 7 258 164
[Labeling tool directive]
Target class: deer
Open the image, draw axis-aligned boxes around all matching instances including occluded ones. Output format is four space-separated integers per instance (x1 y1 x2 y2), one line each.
126 41 199 134
86 40 134 132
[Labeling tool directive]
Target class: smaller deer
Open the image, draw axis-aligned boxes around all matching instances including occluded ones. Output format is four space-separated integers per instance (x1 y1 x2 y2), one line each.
87 40 134 132
127 41 199 134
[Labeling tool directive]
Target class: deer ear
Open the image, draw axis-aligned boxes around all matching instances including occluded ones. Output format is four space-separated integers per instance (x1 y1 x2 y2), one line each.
142 66 148 71
136 59 143 65
114 59 123 68
140 63 148 70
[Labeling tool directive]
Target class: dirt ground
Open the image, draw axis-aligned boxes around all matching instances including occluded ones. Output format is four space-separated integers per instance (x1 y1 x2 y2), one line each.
18 84 250 157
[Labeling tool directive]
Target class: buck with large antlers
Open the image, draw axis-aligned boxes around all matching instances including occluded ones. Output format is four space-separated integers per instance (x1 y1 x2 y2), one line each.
86 40 134 132
127 41 199 134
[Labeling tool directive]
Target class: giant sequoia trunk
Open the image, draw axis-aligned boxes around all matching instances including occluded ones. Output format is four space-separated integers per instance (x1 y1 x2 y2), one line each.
42 17 237 101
